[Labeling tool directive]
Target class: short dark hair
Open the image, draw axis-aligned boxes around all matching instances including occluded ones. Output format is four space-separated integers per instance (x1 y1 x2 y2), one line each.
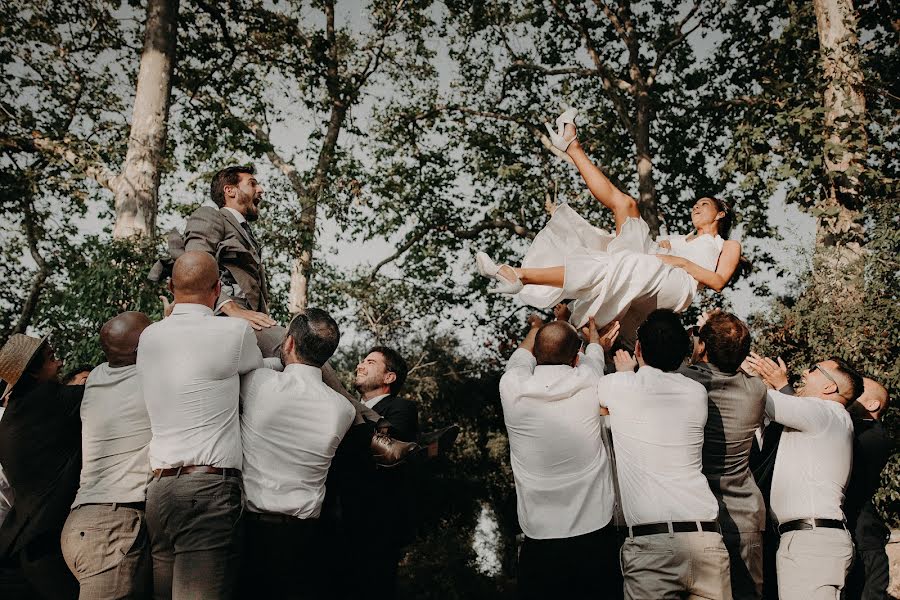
286 308 340 368
698 312 751 373
637 310 690 372
828 357 864 403
368 346 408 395
210 165 255 207
534 321 581 366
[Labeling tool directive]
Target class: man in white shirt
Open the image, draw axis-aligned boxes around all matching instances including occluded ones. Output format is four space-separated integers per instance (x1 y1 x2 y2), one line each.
138 251 275 600
760 356 862 599
239 307 355 599
499 314 620 599
601 309 731 600
60 311 153 599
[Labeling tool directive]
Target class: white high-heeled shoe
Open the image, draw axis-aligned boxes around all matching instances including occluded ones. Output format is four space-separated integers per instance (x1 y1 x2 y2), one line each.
475 251 524 294
544 107 578 152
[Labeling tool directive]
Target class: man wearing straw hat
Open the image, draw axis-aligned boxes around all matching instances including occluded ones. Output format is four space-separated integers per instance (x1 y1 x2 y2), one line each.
0 333 83 599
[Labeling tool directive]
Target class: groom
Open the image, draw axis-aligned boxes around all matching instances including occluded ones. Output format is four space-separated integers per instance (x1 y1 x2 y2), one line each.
183 164 415 465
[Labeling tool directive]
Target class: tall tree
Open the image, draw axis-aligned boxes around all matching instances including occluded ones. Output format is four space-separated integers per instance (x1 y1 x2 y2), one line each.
113 0 180 239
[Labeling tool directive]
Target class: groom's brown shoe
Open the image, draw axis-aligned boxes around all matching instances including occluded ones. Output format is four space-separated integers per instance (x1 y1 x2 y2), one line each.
370 432 423 468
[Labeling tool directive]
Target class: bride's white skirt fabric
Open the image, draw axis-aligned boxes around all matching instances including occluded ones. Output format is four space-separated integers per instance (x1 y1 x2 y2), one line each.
518 204 696 329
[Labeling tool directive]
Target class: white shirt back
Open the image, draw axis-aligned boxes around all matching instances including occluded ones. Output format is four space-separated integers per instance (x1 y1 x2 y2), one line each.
499 344 615 539
598 366 718 526
73 363 151 506
240 363 356 518
765 389 853 523
137 303 265 470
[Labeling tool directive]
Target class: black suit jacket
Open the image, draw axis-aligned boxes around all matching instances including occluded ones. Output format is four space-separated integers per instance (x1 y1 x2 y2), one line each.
0 381 84 558
184 205 269 313
845 419 892 549
371 395 418 546
371 395 419 443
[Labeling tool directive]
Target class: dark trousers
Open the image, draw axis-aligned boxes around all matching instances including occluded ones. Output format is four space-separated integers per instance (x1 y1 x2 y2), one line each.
19 535 77 600
518 523 621 600
145 473 243 600
239 513 322 600
844 547 890 600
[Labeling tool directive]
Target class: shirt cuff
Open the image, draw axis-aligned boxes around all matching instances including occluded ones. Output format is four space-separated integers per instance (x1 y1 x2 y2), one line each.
215 299 234 314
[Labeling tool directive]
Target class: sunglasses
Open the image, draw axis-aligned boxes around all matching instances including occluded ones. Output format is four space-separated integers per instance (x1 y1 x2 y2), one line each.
809 363 845 398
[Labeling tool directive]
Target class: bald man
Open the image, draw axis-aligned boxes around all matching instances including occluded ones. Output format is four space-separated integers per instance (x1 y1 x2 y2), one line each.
499 315 621 600
844 378 892 600
138 252 279 600
61 311 154 599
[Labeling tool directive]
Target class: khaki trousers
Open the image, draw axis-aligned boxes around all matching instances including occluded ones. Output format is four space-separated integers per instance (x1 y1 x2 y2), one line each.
60 504 151 600
776 528 853 600
620 531 732 600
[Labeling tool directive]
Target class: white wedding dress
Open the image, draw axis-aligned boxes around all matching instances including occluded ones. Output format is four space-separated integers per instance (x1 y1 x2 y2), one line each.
517 204 725 334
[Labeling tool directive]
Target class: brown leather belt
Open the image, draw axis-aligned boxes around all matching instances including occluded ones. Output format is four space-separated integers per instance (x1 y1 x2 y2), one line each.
630 520 718 537
778 518 846 535
152 465 241 478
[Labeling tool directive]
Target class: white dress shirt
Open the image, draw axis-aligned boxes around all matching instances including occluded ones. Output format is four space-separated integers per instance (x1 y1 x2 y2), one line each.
0 407 12 527
73 363 152 506
765 389 853 523
241 363 356 518
597 366 718 527
499 344 615 539
138 303 269 470
363 393 389 410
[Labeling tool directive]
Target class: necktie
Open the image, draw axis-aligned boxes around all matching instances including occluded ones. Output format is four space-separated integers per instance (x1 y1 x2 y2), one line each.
241 222 259 252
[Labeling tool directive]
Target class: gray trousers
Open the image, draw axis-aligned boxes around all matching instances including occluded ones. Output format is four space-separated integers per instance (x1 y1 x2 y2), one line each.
61 504 151 600
145 473 243 600
255 324 380 425
722 530 763 600
776 528 853 599
620 531 732 600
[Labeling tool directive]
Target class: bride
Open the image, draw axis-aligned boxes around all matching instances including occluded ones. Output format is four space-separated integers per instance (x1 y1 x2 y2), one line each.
476 109 743 332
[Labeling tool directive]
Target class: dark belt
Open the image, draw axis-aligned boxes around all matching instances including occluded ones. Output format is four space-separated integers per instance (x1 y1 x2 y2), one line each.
79 501 146 511
778 518 846 535
630 521 718 537
152 465 241 478
245 512 317 525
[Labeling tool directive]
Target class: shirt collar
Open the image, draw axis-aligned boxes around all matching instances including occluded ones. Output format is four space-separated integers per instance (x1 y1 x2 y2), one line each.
364 393 390 409
171 303 215 317
222 206 246 224
284 363 323 381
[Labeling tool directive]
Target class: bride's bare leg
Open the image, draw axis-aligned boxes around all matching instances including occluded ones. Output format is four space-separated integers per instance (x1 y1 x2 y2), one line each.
565 124 641 234
498 265 565 288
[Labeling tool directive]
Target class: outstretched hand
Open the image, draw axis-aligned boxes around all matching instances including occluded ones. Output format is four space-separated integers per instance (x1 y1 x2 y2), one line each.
614 349 638 372
745 352 789 390
159 295 174 318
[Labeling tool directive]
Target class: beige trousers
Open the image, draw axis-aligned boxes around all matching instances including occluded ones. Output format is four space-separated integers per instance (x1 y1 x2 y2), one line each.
620 530 732 600
776 528 853 599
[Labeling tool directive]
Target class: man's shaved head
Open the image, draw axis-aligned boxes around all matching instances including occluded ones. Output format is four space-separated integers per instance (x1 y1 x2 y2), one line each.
534 321 581 366
172 251 219 296
100 311 151 367
851 377 890 420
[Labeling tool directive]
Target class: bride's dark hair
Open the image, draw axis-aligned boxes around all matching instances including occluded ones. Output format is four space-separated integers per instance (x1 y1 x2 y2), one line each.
705 195 752 278
708 196 733 239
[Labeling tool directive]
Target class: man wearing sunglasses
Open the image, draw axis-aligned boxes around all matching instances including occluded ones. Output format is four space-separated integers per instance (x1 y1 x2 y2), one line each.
746 354 864 599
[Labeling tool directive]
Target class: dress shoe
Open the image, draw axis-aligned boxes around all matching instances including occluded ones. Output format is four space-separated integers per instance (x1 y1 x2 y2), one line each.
544 107 578 151
418 424 461 459
370 432 422 468
475 251 523 294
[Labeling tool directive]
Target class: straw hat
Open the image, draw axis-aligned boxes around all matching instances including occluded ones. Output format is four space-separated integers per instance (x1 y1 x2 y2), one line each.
0 334 49 397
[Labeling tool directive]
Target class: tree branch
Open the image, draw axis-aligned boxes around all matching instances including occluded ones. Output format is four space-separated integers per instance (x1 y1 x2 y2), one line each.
0 132 119 192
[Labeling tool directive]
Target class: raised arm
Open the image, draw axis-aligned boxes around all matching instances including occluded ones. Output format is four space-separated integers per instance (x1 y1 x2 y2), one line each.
656 239 741 293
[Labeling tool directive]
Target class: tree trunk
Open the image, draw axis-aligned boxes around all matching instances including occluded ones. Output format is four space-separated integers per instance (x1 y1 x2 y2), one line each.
9 196 50 338
811 0 867 279
633 96 663 235
113 0 179 239
287 101 349 313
